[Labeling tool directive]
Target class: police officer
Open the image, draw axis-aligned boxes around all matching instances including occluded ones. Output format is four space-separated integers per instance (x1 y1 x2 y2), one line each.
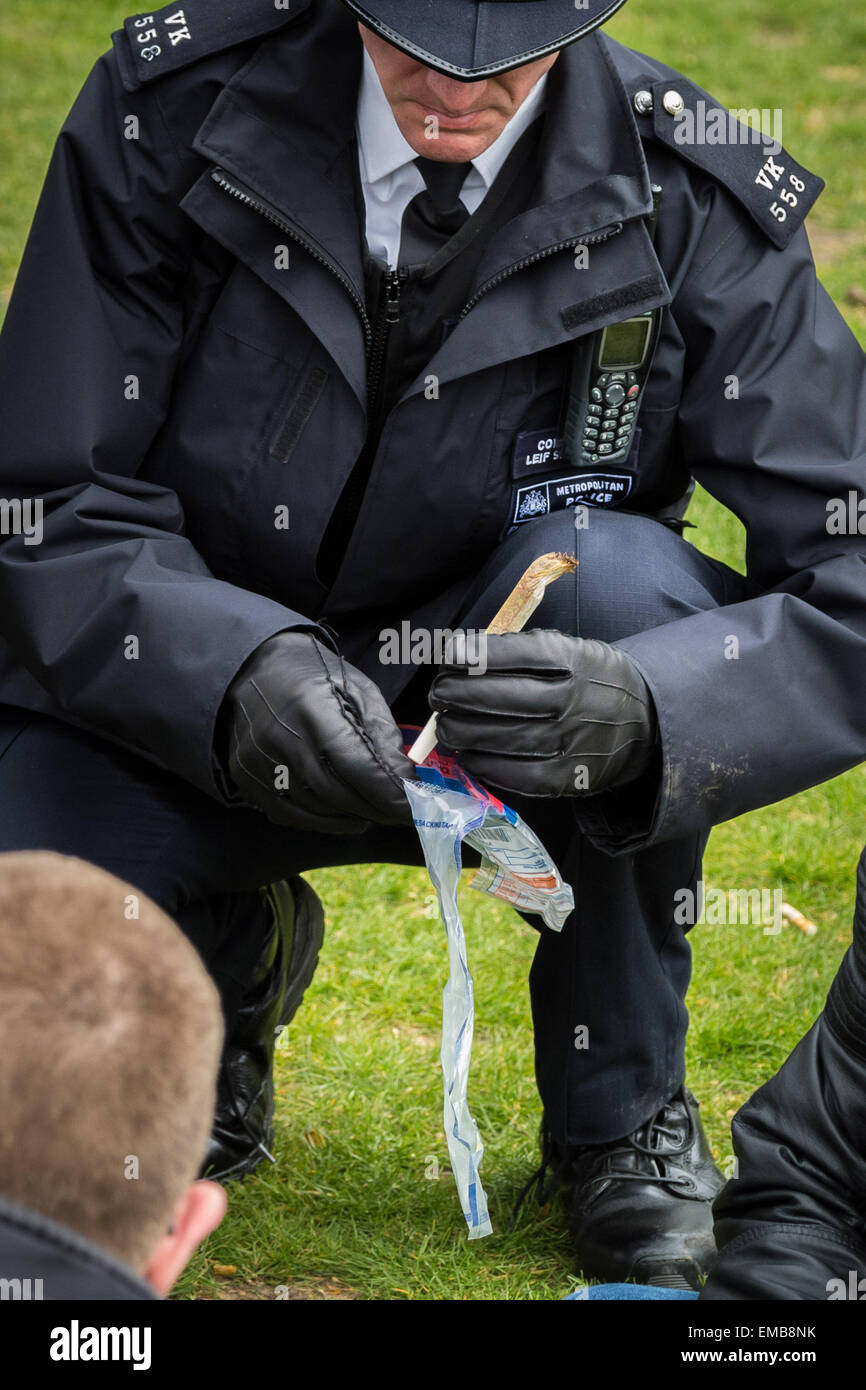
0 0 864 1290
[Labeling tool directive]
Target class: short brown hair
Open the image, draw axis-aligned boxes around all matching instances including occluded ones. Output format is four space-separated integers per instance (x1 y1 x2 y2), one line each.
0 852 223 1271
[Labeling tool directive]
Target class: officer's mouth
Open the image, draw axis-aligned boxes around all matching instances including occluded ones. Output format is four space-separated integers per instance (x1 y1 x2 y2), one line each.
414 102 488 129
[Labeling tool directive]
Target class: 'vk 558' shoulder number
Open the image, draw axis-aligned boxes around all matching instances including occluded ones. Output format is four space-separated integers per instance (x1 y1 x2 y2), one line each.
755 156 807 223
132 9 191 62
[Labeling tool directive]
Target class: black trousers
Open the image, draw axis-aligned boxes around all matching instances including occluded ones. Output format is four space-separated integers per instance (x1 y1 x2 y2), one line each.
0 509 748 1144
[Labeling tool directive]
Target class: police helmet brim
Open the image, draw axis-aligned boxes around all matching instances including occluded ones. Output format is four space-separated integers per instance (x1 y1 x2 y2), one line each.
337 0 629 80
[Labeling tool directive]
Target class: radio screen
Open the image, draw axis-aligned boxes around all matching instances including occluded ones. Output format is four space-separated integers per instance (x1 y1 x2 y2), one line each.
599 318 652 369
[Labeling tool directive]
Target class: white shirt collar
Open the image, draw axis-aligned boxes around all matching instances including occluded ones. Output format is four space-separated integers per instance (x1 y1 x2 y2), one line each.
357 48 419 186
357 46 548 194
470 71 548 192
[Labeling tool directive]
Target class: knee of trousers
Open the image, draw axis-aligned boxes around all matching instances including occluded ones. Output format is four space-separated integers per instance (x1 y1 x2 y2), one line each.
482 507 735 643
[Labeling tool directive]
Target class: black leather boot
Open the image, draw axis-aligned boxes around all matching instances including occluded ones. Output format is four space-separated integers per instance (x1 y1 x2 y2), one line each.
201 876 324 1182
516 1087 724 1290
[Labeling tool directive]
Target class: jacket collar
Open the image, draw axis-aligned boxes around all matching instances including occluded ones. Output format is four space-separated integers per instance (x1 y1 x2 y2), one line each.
192 3 656 257
191 1 367 306
187 3 667 397
0 1195 158 1300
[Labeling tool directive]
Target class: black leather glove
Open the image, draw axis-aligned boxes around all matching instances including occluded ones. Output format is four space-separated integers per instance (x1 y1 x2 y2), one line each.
223 631 414 833
429 629 657 799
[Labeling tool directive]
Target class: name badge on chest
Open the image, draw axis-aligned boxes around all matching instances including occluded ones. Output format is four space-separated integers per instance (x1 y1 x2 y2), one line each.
511 429 565 480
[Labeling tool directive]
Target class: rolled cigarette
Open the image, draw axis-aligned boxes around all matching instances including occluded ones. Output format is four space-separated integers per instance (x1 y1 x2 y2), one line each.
407 551 578 764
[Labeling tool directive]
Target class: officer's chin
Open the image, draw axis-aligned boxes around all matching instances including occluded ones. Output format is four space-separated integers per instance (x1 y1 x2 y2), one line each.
398 104 501 162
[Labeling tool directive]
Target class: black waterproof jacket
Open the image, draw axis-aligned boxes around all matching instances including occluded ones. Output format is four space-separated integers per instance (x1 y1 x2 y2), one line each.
1 0 864 850
702 846 866 1301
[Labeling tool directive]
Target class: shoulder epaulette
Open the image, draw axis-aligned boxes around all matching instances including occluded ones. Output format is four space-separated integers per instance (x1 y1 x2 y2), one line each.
626 74 824 250
112 0 312 93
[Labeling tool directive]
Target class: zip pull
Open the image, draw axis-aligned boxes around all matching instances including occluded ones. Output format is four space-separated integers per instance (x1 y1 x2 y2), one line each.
385 268 406 324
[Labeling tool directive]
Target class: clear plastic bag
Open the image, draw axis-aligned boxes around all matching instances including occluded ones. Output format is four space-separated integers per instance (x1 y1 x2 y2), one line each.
403 751 573 1239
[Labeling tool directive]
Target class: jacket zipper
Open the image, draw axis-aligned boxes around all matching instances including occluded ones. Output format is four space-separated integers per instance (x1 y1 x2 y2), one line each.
211 168 373 350
314 265 406 582
458 222 623 321
365 267 407 420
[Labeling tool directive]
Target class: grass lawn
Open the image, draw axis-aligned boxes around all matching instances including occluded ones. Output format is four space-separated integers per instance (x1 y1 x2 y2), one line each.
1 1 864 1301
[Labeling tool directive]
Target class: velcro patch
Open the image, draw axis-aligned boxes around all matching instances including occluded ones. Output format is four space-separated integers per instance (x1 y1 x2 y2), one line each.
638 78 824 249
115 0 310 89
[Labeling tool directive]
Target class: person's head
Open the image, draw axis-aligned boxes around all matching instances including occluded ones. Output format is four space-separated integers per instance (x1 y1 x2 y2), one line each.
344 0 627 160
359 23 559 162
0 852 226 1295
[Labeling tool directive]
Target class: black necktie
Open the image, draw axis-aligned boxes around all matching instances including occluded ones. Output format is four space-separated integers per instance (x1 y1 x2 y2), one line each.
399 156 472 267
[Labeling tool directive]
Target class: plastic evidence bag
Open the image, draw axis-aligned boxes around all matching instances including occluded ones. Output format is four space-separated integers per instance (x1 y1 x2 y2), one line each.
403 747 573 1239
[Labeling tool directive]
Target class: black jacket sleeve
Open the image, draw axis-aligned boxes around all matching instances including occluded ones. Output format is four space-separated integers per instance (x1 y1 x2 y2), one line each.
575 183 866 853
0 52 322 800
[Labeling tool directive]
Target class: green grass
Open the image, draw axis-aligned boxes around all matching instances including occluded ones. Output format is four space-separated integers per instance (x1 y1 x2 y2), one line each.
1 1 865 1301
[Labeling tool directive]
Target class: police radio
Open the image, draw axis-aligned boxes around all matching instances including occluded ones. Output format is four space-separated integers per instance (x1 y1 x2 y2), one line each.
565 187 663 470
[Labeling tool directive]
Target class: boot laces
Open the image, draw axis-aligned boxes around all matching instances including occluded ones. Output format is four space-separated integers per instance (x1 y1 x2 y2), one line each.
584 1093 696 1189
509 1088 696 1230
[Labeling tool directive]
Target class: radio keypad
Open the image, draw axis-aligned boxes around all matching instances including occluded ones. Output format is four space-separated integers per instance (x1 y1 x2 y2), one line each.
582 369 641 463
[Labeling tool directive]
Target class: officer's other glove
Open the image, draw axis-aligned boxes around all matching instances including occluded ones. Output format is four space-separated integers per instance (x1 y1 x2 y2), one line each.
224 632 415 833
429 629 657 799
